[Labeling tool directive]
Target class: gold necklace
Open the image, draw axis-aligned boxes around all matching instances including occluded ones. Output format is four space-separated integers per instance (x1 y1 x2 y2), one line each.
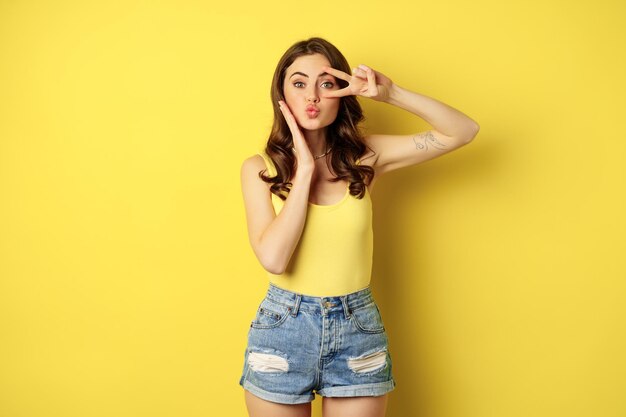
291 146 332 160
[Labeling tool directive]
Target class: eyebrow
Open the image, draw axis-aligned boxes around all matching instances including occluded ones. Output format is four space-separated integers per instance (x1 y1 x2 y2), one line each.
289 71 334 79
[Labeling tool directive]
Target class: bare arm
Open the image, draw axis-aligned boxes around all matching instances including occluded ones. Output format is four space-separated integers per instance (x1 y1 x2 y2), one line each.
364 84 480 175
240 156 313 274
323 64 480 175
241 95 324 275
385 84 479 140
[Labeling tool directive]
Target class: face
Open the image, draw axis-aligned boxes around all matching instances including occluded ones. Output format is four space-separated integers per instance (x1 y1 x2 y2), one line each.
282 53 341 131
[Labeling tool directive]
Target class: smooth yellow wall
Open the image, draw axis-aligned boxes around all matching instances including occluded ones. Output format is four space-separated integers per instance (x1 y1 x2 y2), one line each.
1 1 624 416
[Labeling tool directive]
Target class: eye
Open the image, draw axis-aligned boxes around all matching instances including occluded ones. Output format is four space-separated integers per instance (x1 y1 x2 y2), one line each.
322 81 334 88
293 81 305 88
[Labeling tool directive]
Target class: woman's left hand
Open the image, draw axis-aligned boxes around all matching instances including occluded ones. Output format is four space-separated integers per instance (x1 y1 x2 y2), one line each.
321 64 393 102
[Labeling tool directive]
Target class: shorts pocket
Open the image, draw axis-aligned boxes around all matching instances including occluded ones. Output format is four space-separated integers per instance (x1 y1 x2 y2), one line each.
350 302 385 334
250 297 292 329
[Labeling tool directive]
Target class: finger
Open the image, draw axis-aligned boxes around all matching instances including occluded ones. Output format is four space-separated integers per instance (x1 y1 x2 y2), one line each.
352 67 367 79
322 87 352 99
321 65 351 82
359 64 380 82
278 101 298 128
362 65 377 95
279 100 297 119
278 100 292 117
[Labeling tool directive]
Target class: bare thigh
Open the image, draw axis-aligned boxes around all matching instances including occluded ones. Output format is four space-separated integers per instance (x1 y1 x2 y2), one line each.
244 390 311 417
322 394 389 417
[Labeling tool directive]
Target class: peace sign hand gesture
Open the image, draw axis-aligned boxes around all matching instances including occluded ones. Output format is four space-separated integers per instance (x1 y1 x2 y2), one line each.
321 64 394 102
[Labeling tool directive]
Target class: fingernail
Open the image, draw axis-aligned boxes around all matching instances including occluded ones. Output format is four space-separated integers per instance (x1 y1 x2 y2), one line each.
359 64 368 70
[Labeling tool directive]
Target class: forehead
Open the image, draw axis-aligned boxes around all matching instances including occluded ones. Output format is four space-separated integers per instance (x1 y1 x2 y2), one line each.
285 53 332 76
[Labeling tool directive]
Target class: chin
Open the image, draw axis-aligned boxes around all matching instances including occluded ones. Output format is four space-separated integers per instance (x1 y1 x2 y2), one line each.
301 123 330 132
299 118 332 130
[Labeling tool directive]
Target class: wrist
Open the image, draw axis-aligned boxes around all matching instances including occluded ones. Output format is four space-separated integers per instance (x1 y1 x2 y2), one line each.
385 83 405 105
294 169 313 183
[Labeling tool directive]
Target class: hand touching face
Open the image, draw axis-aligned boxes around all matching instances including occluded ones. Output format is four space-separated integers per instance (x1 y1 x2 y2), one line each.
320 64 394 102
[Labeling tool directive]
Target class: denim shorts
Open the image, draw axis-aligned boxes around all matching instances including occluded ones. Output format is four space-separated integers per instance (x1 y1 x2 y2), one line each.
238 283 396 404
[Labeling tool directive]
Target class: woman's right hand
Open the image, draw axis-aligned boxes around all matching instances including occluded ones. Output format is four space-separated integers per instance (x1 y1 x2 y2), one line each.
278 100 315 177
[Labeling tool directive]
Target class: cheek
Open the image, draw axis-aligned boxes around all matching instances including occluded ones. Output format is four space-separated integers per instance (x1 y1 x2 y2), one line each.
283 89 297 105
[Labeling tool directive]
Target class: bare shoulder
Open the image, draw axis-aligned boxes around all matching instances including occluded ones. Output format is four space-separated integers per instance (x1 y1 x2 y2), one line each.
240 154 273 206
241 153 266 171
240 154 276 255
241 154 268 185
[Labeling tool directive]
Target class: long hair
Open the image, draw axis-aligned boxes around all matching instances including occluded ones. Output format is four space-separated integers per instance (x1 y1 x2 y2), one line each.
259 37 375 201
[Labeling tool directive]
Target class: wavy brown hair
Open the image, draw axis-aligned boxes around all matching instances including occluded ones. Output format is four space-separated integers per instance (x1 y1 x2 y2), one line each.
259 37 376 201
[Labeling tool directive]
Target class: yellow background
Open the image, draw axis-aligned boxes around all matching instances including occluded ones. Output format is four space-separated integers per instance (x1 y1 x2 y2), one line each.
1 1 624 416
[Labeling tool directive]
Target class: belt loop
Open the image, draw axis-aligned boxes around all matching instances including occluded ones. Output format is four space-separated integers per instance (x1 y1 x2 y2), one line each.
291 294 301 317
341 296 351 319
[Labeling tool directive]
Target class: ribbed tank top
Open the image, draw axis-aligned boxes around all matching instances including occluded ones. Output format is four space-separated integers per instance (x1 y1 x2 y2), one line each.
257 149 374 297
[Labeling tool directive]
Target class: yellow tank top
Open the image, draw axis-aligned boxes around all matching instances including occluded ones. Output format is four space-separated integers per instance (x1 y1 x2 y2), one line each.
257 150 374 297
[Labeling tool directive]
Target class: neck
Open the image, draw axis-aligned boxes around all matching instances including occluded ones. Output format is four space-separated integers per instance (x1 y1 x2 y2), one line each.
302 128 329 156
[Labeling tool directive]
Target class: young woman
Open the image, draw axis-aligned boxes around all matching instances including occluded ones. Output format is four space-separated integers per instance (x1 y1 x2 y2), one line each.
239 37 479 417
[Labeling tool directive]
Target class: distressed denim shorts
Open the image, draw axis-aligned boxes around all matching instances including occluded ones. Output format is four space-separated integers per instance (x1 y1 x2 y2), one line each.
238 283 396 404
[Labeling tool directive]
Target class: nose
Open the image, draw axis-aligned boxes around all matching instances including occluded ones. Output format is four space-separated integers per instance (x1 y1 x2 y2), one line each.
306 87 319 103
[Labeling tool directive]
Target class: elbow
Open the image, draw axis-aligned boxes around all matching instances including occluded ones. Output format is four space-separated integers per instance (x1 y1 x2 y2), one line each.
472 122 480 136
266 265 286 275
264 261 286 275
252 235 284 275
462 122 480 143
263 262 285 275
258 252 287 275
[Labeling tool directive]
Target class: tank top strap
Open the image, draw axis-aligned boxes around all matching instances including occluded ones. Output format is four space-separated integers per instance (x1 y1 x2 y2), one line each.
257 149 277 177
